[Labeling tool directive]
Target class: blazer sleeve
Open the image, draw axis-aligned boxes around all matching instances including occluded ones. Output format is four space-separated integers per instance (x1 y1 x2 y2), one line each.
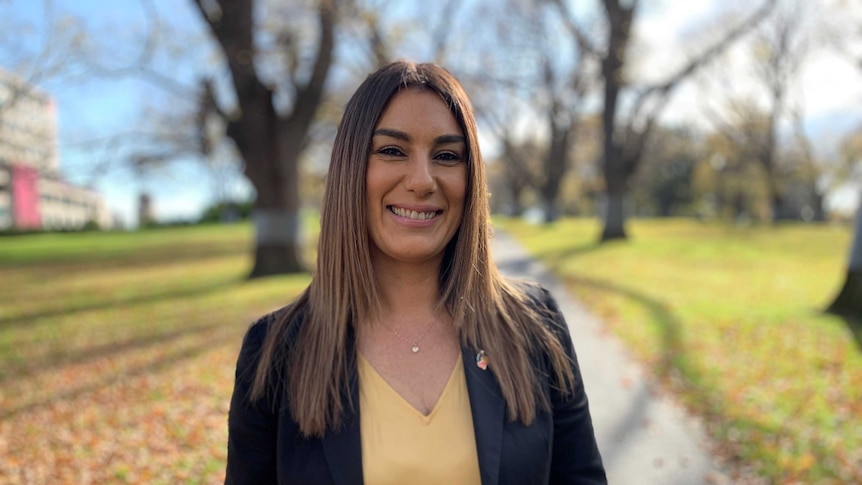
539 287 608 484
225 317 279 485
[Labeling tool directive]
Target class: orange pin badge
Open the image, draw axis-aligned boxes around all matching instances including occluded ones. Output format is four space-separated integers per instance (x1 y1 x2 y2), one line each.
476 350 489 371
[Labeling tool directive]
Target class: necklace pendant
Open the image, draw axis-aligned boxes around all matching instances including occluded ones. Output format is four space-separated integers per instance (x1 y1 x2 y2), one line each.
411 345 420 353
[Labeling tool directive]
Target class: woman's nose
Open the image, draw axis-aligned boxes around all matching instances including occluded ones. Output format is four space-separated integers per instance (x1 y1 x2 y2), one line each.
404 155 435 195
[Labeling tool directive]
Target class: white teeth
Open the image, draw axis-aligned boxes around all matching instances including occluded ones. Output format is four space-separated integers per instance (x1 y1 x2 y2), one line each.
391 206 437 220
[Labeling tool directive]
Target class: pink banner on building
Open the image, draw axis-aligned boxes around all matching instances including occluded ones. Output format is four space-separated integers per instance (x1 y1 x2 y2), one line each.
12 164 41 229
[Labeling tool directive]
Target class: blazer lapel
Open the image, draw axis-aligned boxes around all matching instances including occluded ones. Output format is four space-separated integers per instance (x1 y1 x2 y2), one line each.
463 346 505 485
322 340 363 485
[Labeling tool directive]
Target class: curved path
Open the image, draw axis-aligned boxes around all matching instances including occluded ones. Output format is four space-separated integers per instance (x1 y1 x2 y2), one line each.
492 230 729 485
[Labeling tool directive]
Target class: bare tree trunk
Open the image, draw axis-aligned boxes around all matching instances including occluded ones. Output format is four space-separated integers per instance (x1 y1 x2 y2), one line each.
828 195 862 316
508 181 525 217
498 138 537 217
248 128 303 277
553 0 775 241
602 189 627 240
764 52 784 222
193 0 335 277
602 142 628 240
541 123 571 222
598 0 633 240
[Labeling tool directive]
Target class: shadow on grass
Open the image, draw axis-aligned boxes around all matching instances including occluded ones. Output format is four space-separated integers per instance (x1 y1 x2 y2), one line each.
561 274 766 474
0 276 249 419
0 241 246 269
563 275 858 481
566 274 689 382
533 241 605 266
0 316 236 386
495 227 859 480
0 327 234 420
833 314 862 352
496 241 604 278
0 277 242 330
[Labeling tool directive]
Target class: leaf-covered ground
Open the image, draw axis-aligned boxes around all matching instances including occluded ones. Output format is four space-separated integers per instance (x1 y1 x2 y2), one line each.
0 225 309 484
499 217 862 484
4 220 860 484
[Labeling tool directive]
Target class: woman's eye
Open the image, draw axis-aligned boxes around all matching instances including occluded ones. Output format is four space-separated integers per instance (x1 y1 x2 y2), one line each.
378 147 404 156
435 152 462 163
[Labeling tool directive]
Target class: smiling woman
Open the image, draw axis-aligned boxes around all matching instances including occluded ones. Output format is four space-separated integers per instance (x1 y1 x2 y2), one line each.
224 61 607 485
366 87 467 267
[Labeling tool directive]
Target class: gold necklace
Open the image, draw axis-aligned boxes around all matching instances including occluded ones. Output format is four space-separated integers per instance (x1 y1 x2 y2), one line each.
383 319 440 353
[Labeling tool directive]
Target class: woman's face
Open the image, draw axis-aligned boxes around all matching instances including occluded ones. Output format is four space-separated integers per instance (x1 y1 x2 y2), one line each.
365 87 467 268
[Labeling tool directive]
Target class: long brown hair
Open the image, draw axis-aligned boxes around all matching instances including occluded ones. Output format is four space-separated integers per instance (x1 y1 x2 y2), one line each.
250 61 574 437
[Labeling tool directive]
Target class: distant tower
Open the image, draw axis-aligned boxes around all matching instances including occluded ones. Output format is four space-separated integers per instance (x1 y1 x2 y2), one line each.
138 192 155 227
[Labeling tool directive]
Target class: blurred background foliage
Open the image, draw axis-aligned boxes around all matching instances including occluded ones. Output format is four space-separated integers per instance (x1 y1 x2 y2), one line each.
2 0 860 257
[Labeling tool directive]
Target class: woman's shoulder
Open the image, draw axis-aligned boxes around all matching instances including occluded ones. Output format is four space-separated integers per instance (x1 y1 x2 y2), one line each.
506 278 562 314
242 302 308 351
234 303 307 403
504 277 571 340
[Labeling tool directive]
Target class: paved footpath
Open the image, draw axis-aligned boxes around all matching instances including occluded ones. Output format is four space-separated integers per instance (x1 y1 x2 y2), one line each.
492 230 729 485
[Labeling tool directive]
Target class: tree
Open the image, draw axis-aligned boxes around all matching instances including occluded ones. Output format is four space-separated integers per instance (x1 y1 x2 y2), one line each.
538 57 588 222
1 0 264 232
828 127 862 316
493 136 542 217
750 2 806 220
464 0 590 221
700 0 824 222
693 128 772 221
828 198 862 315
825 2 862 316
630 126 702 217
0 1 86 110
551 0 776 240
191 0 336 277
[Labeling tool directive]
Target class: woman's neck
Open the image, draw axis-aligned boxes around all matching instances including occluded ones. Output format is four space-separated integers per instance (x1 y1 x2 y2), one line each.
371 257 443 320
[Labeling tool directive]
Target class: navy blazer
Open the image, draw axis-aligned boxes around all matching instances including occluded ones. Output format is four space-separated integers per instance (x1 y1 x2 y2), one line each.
225 286 607 484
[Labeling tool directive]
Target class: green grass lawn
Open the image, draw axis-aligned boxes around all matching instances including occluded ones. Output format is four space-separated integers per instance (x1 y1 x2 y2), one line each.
496 217 862 484
2 219 859 483
0 224 310 484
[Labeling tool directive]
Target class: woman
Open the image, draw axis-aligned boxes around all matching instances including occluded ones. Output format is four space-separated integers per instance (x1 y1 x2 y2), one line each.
226 61 606 484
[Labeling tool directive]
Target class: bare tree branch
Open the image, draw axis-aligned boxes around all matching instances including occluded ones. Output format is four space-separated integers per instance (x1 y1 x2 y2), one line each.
291 1 336 127
192 0 262 117
626 0 776 138
77 0 192 97
429 0 462 64
649 0 774 96
547 0 599 57
190 0 339 275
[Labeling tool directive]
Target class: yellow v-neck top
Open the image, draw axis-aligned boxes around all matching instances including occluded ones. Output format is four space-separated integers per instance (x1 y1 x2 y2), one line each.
357 352 482 485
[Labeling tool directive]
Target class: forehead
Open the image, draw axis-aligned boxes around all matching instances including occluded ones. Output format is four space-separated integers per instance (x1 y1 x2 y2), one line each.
375 87 463 135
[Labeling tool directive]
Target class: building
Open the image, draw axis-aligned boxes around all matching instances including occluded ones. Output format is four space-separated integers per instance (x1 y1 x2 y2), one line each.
0 69 111 230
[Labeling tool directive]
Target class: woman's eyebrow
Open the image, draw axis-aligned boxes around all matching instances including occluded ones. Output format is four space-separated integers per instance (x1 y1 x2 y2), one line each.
372 128 410 141
434 134 465 145
372 129 465 146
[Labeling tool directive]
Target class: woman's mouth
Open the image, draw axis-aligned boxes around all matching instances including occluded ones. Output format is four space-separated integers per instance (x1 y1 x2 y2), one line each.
388 206 442 221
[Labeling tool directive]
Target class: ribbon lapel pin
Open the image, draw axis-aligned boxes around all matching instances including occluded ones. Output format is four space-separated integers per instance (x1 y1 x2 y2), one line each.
476 350 488 371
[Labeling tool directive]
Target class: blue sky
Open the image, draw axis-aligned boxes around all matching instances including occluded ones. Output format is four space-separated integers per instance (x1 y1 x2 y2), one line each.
2 0 861 225
3 0 229 226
